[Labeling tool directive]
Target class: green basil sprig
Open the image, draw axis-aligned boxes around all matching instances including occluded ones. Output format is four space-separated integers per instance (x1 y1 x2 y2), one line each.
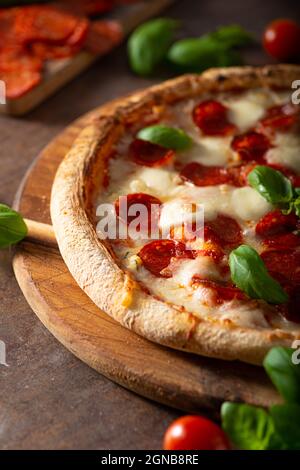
128 21 253 76
209 24 254 48
222 346 300 450
167 24 253 72
248 165 300 216
229 244 288 304
0 204 27 248
127 18 179 76
263 347 300 404
221 403 286 450
270 404 300 450
167 36 242 72
137 125 193 150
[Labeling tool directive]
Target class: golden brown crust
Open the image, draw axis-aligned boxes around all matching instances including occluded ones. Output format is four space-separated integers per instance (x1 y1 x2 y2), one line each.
50 65 300 365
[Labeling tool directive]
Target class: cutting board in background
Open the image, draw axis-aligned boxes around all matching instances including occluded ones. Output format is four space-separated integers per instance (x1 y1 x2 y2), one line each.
0 0 174 116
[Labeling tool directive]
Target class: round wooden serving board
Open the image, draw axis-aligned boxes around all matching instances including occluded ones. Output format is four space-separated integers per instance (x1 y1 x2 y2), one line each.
13 105 281 416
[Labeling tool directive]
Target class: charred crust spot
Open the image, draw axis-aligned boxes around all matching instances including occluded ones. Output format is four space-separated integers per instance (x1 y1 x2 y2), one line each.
217 74 227 82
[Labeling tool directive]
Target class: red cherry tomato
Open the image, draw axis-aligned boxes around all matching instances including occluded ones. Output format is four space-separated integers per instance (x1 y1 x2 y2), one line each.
263 19 300 60
163 415 230 450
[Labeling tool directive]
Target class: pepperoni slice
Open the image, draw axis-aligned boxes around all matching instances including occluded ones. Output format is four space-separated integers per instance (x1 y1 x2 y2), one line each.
115 193 161 235
263 232 300 250
67 18 90 47
192 278 245 303
180 162 232 186
60 0 115 16
207 214 243 248
84 20 123 54
31 17 89 61
0 69 41 99
256 210 299 238
130 139 174 167
0 47 42 72
0 8 18 45
277 283 300 323
14 6 79 45
261 249 300 283
260 103 300 132
31 43 77 60
228 161 258 186
231 131 271 162
139 240 193 277
193 100 237 136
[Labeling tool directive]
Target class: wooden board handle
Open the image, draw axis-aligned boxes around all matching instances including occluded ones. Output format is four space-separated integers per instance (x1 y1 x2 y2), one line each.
24 219 58 247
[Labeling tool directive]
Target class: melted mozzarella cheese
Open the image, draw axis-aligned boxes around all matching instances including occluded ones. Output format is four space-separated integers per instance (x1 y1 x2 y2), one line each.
267 133 300 173
227 99 265 131
179 137 232 166
223 89 276 131
133 167 179 198
172 257 223 286
159 185 271 229
159 199 204 232
231 187 272 221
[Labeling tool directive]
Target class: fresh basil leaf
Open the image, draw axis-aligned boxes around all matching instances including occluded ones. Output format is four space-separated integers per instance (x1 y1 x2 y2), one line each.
263 347 300 404
229 245 288 304
270 404 300 449
293 197 300 217
217 48 243 67
167 36 241 72
209 24 254 48
128 18 179 76
137 125 193 150
0 204 27 249
221 402 285 450
248 165 293 205
295 188 300 196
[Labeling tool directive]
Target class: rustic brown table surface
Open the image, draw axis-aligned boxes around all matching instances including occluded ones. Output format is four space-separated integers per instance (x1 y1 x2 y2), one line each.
0 0 299 450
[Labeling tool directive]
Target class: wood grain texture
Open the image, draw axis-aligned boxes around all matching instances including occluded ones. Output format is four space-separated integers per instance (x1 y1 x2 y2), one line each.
0 0 174 116
13 104 282 415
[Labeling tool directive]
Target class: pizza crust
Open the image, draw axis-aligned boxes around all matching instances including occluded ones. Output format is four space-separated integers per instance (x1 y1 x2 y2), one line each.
51 65 300 365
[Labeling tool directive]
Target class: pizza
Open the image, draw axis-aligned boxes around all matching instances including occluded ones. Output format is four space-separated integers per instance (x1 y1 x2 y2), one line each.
50 65 300 365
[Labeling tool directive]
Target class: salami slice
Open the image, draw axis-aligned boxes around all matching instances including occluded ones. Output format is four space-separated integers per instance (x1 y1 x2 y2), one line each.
231 131 271 162
207 214 243 248
31 18 89 60
0 68 41 99
139 240 193 277
115 193 161 235
198 227 225 263
0 47 42 72
256 210 299 238
261 249 300 283
180 162 232 186
31 42 77 60
84 20 123 54
11 6 83 49
60 1 115 16
191 278 245 303
259 103 300 132
193 100 237 136
263 232 300 250
0 8 18 46
277 283 300 323
130 138 175 167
